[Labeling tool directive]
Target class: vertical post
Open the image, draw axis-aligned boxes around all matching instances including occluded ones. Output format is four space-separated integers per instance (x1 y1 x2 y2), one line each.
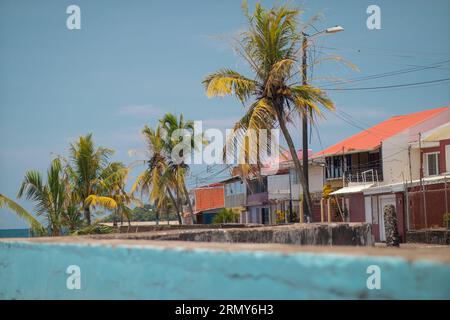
320 198 324 222
288 168 293 222
327 198 332 223
419 133 428 228
403 172 410 231
445 175 448 218
408 145 414 229
299 199 304 223
301 33 310 223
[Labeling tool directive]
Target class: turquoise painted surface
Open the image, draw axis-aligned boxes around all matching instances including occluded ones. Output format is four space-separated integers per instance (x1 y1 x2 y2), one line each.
0 241 449 299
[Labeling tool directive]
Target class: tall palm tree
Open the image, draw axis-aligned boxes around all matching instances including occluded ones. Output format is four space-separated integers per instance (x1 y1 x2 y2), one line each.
68 134 117 225
132 125 183 224
17 158 68 236
202 2 334 219
160 113 195 219
0 193 44 235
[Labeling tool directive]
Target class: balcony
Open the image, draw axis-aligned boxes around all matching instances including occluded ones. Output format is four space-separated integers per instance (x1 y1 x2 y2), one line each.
325 150 383 183
344 166 383 185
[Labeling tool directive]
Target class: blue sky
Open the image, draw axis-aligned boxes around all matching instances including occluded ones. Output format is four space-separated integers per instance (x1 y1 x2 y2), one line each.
1 0 450 229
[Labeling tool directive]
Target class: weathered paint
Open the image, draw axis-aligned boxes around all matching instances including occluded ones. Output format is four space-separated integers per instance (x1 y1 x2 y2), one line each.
0 241 449 300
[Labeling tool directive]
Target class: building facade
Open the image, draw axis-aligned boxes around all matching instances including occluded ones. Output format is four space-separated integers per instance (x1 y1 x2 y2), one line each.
314 106 450 241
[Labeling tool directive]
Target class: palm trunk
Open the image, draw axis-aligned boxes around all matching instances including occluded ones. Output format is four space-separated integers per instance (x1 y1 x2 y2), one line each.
276 110 313 222
84 207 91 225
182 182 194 218
167 188 183 225
112 209 118 228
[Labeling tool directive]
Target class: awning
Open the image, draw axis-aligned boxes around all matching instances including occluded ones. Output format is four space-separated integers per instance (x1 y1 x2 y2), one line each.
330 184 374 195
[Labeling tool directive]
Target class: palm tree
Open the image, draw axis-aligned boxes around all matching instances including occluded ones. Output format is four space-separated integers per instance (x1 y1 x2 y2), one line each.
68 134 117 225
160 113 195 219
0 193 44 235
132 125 183 224
101 162 138 227
17 158 68 236
202 2 334 219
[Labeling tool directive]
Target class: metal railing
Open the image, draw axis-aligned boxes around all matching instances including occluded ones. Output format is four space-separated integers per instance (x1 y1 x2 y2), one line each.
344 168 383 185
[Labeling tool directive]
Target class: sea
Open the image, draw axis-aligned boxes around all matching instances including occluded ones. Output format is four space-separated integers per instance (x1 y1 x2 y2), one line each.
0 228 31 238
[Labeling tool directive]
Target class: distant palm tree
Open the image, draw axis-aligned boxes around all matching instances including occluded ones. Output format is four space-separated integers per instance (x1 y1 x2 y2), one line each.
202 2 334 217
101 162 138 227
160 113 195 219
68 134 117 225
17 159 68 236
0 193 44 235
132 125 183 224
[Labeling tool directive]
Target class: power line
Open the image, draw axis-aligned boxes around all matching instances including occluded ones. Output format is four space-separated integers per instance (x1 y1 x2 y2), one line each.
322 77 450 91
317 59 450 87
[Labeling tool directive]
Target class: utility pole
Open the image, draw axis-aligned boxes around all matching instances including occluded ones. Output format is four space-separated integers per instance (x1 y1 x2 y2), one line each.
301 33 310 222
419 133 428 228
300 26 344 223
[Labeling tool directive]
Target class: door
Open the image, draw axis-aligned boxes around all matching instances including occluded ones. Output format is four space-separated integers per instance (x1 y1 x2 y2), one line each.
378 195 396 242
261 207 270 225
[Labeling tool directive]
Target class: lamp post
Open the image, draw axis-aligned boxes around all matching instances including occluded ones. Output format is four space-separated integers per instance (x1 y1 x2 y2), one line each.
301 26 344 223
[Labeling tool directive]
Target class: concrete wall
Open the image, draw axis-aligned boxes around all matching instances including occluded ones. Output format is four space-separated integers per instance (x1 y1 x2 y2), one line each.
268 166 324 202
382 130 421 185
1 240 449 299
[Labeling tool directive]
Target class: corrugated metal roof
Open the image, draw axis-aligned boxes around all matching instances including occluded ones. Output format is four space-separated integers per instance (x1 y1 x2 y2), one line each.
313 106 449 158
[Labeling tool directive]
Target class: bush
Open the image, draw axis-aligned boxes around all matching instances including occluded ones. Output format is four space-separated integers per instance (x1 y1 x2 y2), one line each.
71 223 115 235
443 213 450 229
213 208 240 224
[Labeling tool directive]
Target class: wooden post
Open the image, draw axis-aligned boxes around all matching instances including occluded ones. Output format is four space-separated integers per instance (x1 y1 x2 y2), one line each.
299 199 304 223
320 198 324 223
327 198 332 223
342 197 346 222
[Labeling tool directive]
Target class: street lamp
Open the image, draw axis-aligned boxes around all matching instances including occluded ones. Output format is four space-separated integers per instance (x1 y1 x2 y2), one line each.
301 25 344 223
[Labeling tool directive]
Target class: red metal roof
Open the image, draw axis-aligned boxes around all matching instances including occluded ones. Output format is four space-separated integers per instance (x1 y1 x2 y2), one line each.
313 106 449 158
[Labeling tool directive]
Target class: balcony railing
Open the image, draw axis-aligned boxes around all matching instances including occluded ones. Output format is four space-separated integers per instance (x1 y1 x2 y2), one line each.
344 168 383 185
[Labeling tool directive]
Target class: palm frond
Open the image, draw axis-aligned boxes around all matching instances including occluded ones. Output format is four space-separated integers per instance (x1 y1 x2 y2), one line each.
85 195 117 210
0 193 45 235
203 69 257 103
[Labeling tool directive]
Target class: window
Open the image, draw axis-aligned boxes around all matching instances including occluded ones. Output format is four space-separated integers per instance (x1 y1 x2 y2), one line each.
425 152 440 176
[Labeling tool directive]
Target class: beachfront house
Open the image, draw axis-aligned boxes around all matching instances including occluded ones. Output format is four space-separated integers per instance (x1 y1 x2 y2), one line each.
313 106 450 241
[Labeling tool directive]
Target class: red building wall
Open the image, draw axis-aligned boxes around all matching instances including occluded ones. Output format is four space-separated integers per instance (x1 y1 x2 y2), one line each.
194 185 224 212
348 193 365 222
408 183 450 229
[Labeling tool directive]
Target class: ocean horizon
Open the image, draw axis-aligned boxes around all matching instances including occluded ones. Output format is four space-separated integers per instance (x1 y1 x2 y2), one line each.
0 228 30 238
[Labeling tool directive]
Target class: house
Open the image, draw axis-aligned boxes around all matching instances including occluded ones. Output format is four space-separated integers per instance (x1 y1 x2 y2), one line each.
220 176 247 221
244 176 270 224
314 106 450 241
193 183 225 224
263 149 325 223
242 149 325 224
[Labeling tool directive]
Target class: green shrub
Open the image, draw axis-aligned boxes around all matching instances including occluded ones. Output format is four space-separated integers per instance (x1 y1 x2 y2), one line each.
71 223 115 235
213 208 240 224
443 213 450 229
